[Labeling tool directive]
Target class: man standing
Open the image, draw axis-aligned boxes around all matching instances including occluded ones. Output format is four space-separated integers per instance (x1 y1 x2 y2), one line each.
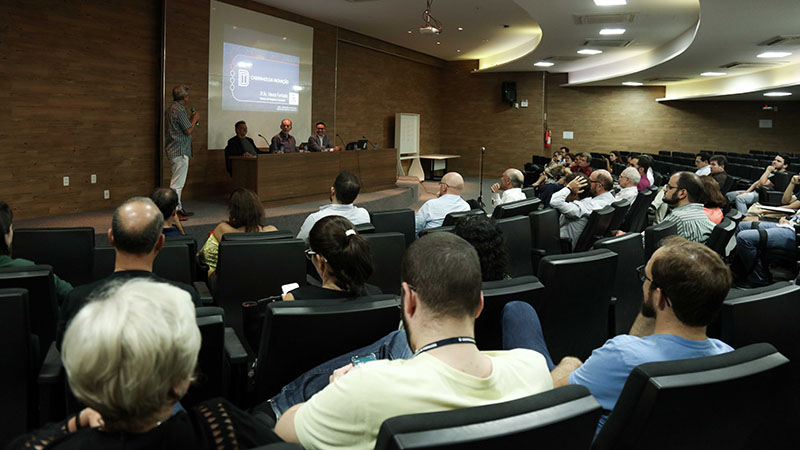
224 121 265 175
614 167 641 205
550 169 616 248
164 85 199 218
695 152 712 176
660 172 715 243
296 171 370 242
726 153 791 214
274 232 553 449
490 168 526 206
307 122 340 152
415 172 471 233
270 119 297 153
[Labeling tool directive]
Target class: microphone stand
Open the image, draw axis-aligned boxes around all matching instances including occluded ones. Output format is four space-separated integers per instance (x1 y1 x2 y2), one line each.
477 146 486 208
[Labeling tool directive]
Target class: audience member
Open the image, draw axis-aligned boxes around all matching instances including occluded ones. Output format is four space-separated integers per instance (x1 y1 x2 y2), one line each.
660 172 715 243
296 171 370 242
709 155 729 189
273 232 553 449
614 167 640 205
414 172 470 233
726 153 791 213
453 214 510 281
307 121 340 152
569 152 594 177
628 154 653 191
0 201 73 303
269 118 297 153
695 151 711 176
199 188 278 276
57 197 200 349
149 187 185 235
734 204 800 287
284 216 379 300
545 150 562 170
12 279 282 448
224 120 265 175
551 169 615 249
604 150 621 172
502 236 733 434
490 168 525 206
701 176 726 224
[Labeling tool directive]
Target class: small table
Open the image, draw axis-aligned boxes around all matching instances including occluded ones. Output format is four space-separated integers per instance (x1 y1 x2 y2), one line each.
419 154 461 181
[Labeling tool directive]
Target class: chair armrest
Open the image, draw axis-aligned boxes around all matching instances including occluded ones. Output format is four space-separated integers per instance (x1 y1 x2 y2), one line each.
196 306 224 318
224 327 249 364
559 238 573 254
193 281 213 305
759 188 784 206
38 342 63 384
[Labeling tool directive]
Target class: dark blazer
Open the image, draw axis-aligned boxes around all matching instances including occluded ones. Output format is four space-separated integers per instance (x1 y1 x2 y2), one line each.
307 133 333 152
224 136 264 175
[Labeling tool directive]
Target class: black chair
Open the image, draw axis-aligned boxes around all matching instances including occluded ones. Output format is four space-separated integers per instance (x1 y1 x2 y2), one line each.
537 249 617 361
491 197 541 220
725 208 744 224
165 235 201 281
91 246 116 281
593 343 792 450
364 232 406 295
370 209 416 248
417 225 454 237
152 242 194 285
478 275 544 350
529 208 561 272
443 209 484 226
220 230 294 242
494 215 533 277
620 189 656 233
522 186 536 199
182 314 226 408
607 199 631 233
705 218 735 258
215 239 306 344
12 227 95 287
375 385 601 450
593 232 646 336
252 296 401 402
354 222 376 234
0 265 58 356
0 288 35 445
572 205 615 252
644 221 677 260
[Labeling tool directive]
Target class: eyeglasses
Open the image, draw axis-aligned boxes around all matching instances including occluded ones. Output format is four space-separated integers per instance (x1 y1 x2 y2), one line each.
316 127 325 131
665 184 679 191
636 265 653 284
439 182 451 189
304 249 327 262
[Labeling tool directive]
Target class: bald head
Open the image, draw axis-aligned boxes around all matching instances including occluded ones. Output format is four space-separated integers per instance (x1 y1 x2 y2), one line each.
111 197 164 255
503 169 524 189
590 169 614 194
441 172 465 194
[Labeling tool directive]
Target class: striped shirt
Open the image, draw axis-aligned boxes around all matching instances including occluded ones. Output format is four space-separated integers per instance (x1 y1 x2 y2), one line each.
662 203 715 244
164 101 193 159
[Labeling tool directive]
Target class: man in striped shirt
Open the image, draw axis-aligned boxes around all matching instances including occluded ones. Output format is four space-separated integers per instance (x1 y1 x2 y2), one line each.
164 85 199 218
661 171 715 244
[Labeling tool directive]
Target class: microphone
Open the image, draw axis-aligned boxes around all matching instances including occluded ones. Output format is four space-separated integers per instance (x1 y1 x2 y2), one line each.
481 146 486 154
190 108 199 126
258 134 271 152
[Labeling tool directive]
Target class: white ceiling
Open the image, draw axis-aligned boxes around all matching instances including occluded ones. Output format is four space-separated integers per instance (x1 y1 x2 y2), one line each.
254 0 800 101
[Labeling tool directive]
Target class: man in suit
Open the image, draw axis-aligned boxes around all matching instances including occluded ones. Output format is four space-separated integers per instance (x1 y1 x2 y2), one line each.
307 121 340 152
224 121 265 175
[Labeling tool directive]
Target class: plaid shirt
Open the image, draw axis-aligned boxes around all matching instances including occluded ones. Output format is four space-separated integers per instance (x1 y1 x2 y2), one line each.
164 101 193 159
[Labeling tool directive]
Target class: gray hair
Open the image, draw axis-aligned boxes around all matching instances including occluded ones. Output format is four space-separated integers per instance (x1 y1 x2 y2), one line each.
62 279 200 427
621 166 641 185
506 169 524 188
172 85 189 101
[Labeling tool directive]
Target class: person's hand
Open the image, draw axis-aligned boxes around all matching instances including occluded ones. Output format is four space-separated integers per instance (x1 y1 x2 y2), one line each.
77 408 104 430
765 165 776 174
779 216 791 225
490 183 500 193
567 176 588 194
190 111 200 124
329 363 355 384
791 175 800 185
243 153 256 159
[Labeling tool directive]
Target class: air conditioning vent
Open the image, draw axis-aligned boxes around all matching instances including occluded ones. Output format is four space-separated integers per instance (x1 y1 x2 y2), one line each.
583 39 632 48
758 35 800 46
573 13 636 25
542 55 583 62
719 61 781 69
643 77 688 83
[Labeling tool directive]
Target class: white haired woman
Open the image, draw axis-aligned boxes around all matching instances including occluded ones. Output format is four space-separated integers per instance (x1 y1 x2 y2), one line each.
9 279 281 449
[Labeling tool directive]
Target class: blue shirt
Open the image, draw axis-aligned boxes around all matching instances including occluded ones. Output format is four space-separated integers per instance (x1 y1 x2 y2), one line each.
296 203 371 242
414 194 470 233
569 333 732 432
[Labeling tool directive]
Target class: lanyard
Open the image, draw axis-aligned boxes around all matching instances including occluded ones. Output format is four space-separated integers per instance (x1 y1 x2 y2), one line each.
414 336 477 356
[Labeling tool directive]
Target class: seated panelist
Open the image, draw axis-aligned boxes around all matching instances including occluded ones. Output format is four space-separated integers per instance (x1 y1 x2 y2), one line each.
307 121 340 152
224 120 266 176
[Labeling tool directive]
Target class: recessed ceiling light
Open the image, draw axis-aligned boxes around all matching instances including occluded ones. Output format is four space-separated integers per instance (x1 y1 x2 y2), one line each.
757 51 792 58
578 49 603 55
456 49 461 53
622 81 643 86
436 41 441 45
764 91 792 97
599 28 626 35
408 30 412 34
700 72 726 76
534 61 555 67
282 36 287 40
457 27 463 31
594 0 626 5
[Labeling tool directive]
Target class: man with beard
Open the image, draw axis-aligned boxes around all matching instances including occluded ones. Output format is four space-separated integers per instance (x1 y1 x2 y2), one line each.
659 171 715 243
296 171 370 242
502 236 733 434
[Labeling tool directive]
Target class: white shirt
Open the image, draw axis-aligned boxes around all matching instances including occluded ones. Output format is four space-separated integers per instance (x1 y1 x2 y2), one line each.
695 165 711 176
550 188 616 249
296 203 371 242
646 168 654 185
415 194 470 233
491 187 526 206
614 186 639 206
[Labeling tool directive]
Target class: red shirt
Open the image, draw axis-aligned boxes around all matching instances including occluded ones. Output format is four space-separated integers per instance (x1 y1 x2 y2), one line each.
571 164 593 177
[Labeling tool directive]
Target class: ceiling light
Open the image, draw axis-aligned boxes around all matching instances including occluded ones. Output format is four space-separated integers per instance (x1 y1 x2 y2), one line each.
764 92 792 97
408 30 412 34
457 27 463 31
456 49 461 53
436 41 441 45
700 72 726 76
534 61 555 67
594 0 626 5
578 49 603 55
599 28 626 35
757 51 792 58
622 81 643 86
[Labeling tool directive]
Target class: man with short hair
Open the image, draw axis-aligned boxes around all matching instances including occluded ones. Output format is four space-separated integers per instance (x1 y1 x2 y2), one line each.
164 84 199 218
224 121 265 175
296 171 370 242
695 152 712 176
270 119 297 153
551 169 616 249
628 154 653 191
415 172 470 233
726 153 791 213
570 152 593 177
661 172 715 243
56 197 200 349
149 187 185 235
274 232 553 449
614 167 641 205
503 236 733 433
709 155 729 189
307 121 340 152
490 168 526 206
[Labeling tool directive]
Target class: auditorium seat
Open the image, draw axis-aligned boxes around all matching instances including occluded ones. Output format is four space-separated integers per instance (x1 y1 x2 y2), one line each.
374 385 601 450
593 232 646 336
644 221 677 260
442 209 484 226
0 265 58 357
370 209 416 247
92 246 116 281
364 232 406 295
12 227 95 287
417 225 454 237
724 208 744 225
354 222 376 234
494 215 533 277
705 218 736 258
537 249 617 361
491 197 541 220
593 343 792 450
220 230 294 241
607 199 631 234
529 208 561 272
522 186 536 199
620 189 656 233
0 288 35 444
570 205 615 252
478 275 544 350
251 296 401 403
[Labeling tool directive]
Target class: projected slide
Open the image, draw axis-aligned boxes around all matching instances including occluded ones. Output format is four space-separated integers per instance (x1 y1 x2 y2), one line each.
222 42 300 113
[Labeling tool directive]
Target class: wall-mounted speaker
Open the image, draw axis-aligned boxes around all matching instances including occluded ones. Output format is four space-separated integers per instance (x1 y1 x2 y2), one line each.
502 81 517 104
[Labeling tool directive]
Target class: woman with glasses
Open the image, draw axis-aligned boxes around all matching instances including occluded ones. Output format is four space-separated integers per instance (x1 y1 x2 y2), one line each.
283 215 380 300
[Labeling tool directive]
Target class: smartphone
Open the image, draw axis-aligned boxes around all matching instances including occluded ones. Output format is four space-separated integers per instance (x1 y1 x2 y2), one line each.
281 282 300 295
351 353 377 366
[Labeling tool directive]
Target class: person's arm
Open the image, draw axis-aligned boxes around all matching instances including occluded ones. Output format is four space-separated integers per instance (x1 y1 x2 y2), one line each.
415 202 430 234
275 403 302 443
182 111 199 135
550 177 589 219
551 356 583 387
628 312 656 337
755 165 776 189
782 176 800 205
307 136 323 152
743 179 760 194
296 216 315 242
269 135 280 153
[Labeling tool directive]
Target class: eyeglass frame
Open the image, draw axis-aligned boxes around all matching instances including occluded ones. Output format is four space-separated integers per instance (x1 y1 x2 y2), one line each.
304 248 327 262
636 264 672 307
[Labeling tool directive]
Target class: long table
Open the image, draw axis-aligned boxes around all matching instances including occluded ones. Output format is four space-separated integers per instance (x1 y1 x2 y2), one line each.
230 148 397 207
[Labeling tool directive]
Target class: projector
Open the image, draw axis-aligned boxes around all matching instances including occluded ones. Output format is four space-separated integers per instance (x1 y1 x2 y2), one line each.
419 26 441 35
